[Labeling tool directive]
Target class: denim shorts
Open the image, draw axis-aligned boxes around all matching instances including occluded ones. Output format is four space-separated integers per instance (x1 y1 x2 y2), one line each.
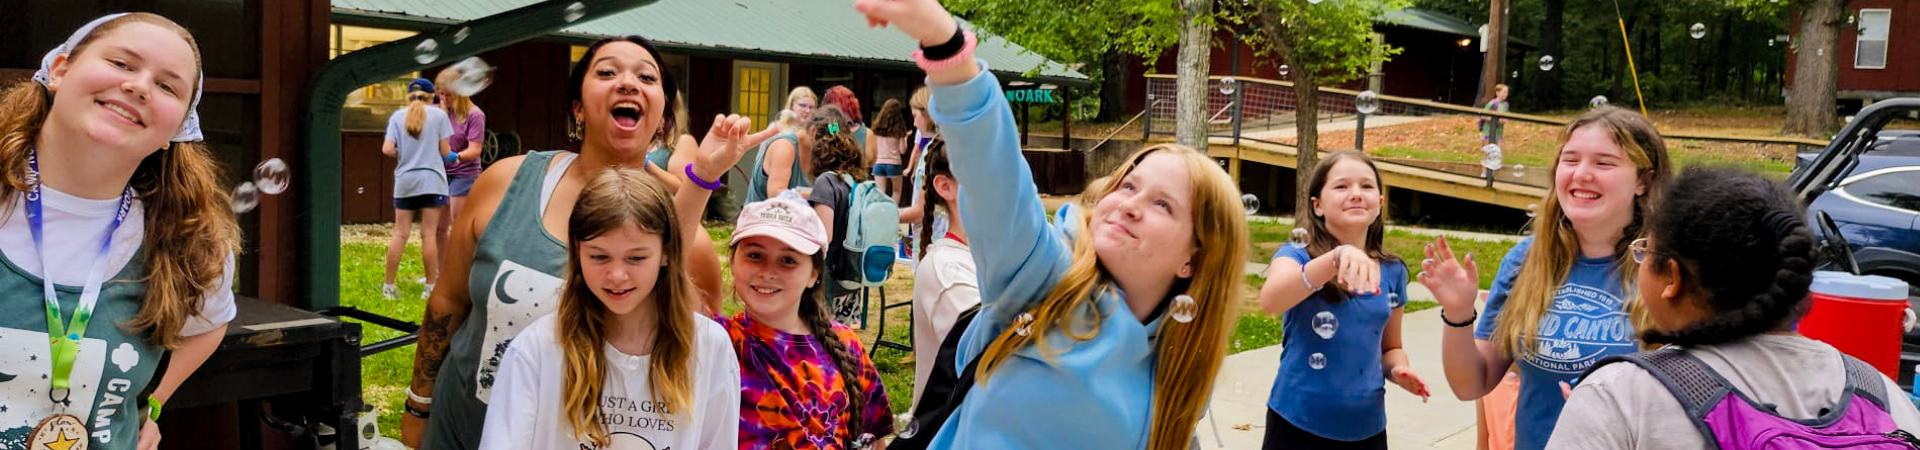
873 164 904 177
394 194 449 210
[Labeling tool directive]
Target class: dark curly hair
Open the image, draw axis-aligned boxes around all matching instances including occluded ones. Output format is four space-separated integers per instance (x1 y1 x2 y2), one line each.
806 105 868 180
1639 168 1816 346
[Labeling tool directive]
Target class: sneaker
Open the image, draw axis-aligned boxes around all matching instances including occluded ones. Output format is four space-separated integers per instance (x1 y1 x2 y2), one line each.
422 284 434 299
382 284 399 299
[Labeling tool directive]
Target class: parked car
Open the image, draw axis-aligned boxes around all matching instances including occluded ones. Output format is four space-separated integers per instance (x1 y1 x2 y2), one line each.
1790 99 1920 388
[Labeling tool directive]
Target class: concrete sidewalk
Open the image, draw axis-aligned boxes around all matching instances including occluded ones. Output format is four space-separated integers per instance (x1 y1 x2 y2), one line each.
1198 306 1481 450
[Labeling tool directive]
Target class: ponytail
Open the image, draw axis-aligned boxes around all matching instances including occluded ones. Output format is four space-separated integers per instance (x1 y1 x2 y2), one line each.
917 139 949 257
404 92 430 138
793 253 872 445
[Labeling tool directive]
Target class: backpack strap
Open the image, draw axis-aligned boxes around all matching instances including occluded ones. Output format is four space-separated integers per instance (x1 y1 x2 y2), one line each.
1579 347 1733 449
1840 354 1892 410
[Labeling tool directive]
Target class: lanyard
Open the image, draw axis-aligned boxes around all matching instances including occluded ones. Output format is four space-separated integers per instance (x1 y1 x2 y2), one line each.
27 149 134 399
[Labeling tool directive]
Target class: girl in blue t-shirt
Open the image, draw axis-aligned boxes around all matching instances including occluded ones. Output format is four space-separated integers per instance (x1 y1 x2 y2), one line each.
1421 106 1674 450
1256 151 1429 449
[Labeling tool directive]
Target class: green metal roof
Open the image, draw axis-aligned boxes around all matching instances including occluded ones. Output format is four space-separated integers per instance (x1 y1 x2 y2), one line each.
333 0 1088 83
1379 7 1535 50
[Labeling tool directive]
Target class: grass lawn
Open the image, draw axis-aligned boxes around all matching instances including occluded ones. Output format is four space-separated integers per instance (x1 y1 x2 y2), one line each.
1245 219 1514 290
339 222 1459 438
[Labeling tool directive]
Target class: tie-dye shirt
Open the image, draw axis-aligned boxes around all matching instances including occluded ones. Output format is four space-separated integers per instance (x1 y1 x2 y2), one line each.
718 312 895 450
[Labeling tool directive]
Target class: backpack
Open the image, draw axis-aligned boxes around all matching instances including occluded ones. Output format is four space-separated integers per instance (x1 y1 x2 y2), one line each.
1578 347 1920 450
886 305 982 450
834 172 900 289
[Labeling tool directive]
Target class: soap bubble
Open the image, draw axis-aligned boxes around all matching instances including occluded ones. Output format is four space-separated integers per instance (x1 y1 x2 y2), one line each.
413 39 440 65
1241 194 1260 216
1590 95 1609 108
1355 90 1380 115
1480 144 1504 171
453 27 471 44
231 182 260 213
1289 227 1308 244
1526 203 1539 218
1312 311 1339 339
1690 23 1707 40
1014 312 1035 337
254 158 290 195
1538 55 1556 72
1219 77 1238 95
1309 353 1328 369
1279 65 1290 77
446 57 496 97
564 2 587 22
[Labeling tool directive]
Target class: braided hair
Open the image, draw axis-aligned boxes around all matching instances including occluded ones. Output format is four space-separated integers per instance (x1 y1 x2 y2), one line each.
791 252 875 446
917 138 950 257
1639 168 1817 346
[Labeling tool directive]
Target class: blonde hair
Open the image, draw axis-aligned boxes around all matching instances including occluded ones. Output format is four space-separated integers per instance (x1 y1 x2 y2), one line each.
786 86 817 113
557 168 698 446
974 144 1248 450
1489 106 1670 359
0 13 238 350
433 69 473 122
910 86 936 134
404 91 431 138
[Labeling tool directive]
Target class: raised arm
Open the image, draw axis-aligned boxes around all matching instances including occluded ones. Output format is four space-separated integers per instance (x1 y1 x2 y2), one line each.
679 116 782 314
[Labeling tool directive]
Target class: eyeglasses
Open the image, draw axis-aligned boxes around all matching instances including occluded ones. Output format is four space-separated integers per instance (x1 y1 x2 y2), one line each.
1629 238 1651 264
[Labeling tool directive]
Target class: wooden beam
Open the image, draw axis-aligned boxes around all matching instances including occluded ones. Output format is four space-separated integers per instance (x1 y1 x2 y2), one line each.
1198 136 1546 211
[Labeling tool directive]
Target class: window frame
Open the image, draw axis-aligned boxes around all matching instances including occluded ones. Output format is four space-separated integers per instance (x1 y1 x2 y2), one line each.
1855 8 1892 70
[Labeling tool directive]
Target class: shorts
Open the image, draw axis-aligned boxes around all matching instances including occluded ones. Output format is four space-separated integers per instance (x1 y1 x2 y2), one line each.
448 175 477 197
394 194 449 210
873 164 904 177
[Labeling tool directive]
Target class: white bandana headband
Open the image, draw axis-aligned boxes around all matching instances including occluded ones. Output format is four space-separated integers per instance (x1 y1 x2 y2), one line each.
31 13 204 143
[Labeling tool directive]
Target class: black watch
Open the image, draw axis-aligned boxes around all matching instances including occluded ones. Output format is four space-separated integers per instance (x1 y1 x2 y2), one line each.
405 403 431 419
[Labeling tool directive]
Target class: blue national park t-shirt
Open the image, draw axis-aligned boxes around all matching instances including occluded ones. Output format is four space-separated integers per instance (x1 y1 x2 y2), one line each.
1475 238 1637 450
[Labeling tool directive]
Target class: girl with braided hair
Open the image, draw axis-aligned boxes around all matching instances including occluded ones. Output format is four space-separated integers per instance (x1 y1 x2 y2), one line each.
1542 168 1920 448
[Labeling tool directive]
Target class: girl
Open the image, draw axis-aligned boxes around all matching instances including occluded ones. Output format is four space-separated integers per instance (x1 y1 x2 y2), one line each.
746 106 840 204
478 168 739 450
684 191 894 450
804 105 873 324
869 99 913 201
906 138 978 408
382 78 453 299
1422 106 1673 450
854 1 1252 448
1541 169 1920 449
402 33 768 450
896 86 939 263
824 86 870 161
1 13 241 450
433 67 485 277
775 86 819 134
1255 151 1428 449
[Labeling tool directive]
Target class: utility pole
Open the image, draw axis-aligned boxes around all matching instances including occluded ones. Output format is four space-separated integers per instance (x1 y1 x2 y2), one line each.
1477 0 1508 104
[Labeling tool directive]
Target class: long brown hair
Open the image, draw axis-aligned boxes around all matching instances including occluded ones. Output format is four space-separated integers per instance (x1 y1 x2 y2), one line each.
806 105 867 180
403 91 432 138
557 168 698 446
973 144 1249 450
870 99 913 138
1490 106 1670 359
1302 150 1398 304
0 13 238 350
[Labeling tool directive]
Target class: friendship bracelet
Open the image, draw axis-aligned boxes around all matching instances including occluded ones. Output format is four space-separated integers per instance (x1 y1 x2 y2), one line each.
912 30 978 73
1300 265 1322 293
147 395 163 422
685 164 724 191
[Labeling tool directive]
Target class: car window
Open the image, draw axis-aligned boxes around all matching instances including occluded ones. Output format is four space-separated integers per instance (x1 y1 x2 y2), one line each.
1844 169 1920 212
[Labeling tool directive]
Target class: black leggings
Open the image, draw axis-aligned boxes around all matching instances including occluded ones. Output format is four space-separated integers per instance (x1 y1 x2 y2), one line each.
1260 409 1388 450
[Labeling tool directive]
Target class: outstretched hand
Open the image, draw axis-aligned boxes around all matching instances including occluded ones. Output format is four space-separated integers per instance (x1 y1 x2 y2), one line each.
1390 366 1432 403
690 114 780 182
853 0 959 46
1417 236 1481 316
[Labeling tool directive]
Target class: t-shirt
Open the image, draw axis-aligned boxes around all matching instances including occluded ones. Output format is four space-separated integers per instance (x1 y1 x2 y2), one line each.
386 106 455 198
1266 243 1409 440
1476 238 1637 450
717 312 894 450
445 106 486 178
477 314 740 450
807 173 860 317
909 237 979 409
1481 99 1508 142
1545 334 1920 450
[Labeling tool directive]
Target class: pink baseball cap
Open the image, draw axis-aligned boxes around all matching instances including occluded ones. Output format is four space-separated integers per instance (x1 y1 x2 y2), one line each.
731 192 829 255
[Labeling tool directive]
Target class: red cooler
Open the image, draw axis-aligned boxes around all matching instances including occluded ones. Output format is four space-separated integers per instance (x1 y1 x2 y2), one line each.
1800 271 1913 378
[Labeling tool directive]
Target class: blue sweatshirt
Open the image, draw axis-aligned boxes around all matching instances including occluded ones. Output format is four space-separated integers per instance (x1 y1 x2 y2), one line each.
921 61 1163 450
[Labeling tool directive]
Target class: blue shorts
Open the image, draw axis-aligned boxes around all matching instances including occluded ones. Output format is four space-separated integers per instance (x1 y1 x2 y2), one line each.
873 164 904 177
448 175 477 197
394 194 448 210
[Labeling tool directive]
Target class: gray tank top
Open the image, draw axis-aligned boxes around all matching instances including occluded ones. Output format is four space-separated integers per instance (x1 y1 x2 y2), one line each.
747 132 808 204
423 150 573 450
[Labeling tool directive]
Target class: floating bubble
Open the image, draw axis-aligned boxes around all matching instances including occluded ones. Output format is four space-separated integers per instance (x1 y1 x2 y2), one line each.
1289 227 1308 244
1590 95 1609 108
1308 0 1324 4
1768 39 1775 47
253 158 290 195
899 421 917 439
1279 65 1291 77
357 187 366 195
453 27 471 44
1538 55 1556 72
1480 144 1504 171
1169 296 1197 323
1312 311 1339 340
446 57 496 97
1308 353 1328 370
1690 23 1707 40
1511 70 1519 78
1013 312 1035 337
1511 163 1526 179
564 2 587 22
1219 77 1238 95
1355 90 1379 115
1526 203 1539 218
1241 193 1260 216
231 182 260 214
413 39 440 65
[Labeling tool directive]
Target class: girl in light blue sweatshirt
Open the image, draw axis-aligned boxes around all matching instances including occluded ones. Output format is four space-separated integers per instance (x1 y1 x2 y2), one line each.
856 1 1251 448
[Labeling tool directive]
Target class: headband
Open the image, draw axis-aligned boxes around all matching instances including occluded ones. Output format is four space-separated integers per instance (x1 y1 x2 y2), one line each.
32 13 204 143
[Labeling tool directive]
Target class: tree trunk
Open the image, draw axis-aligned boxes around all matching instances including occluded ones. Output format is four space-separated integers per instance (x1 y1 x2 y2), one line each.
1175 0 1214 151
1293 68 1320 221
1097 50 1130 122
1536 0 1565 109
1783 0 1846 137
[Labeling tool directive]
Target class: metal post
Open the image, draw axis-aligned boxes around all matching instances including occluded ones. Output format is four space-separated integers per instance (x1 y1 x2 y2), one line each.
1355 112 1368 151
1063 88 1074 149
1230 88 1245 147
1144 93 1155 140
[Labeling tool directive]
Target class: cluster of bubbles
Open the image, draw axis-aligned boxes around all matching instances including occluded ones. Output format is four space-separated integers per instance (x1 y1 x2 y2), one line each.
1355 90 1379 115
415 1 584 65
232 158 290 214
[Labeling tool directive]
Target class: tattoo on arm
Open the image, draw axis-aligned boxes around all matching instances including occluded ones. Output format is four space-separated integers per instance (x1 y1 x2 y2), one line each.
412 310 458 391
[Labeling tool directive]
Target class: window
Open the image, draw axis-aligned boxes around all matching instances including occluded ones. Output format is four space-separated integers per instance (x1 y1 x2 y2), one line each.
1842 169 1920 213
733 61 784 132
329 25 423 132
1856 9 1891 69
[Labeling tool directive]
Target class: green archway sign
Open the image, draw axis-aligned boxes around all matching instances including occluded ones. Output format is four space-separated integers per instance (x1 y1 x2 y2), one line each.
300 0 656 309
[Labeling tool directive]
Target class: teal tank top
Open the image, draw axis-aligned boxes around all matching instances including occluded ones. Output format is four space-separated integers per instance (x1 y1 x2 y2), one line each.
747 132 808 204
0 247 159 450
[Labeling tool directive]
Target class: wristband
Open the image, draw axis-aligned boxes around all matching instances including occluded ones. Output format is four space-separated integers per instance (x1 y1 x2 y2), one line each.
912 30 978 73
1442 308 1478 328
405 402 432 419
920 26 966 60
407 387 433 406
146 395 163 422
685 164 724 191
1300 265 1321 293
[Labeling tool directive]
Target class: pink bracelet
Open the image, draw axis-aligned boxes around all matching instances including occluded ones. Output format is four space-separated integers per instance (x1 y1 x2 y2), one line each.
912 30 978 73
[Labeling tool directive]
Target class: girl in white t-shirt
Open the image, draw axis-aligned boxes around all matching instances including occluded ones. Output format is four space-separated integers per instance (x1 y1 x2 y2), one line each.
478 168 740 450
906 138 979 408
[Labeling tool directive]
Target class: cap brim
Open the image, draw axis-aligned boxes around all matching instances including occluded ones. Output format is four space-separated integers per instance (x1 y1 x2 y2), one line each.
730 227 822 256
